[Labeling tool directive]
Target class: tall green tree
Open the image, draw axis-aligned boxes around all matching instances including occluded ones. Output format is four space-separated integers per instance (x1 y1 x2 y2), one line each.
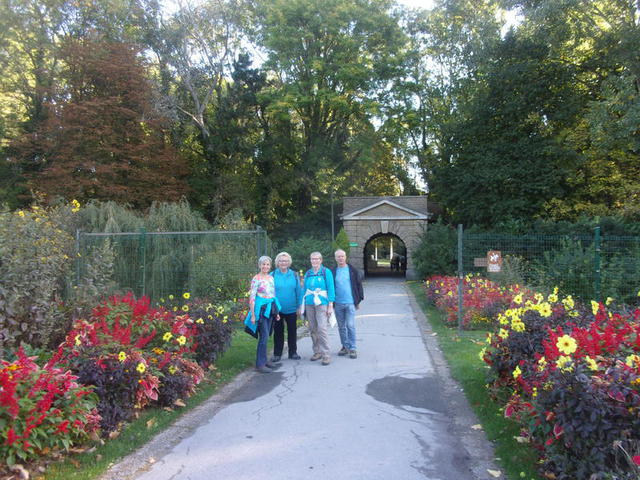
254 0 407 214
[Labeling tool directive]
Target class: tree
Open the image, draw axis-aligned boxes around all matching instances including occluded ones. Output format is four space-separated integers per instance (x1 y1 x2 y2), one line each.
11 39 188 207
254 0 407 214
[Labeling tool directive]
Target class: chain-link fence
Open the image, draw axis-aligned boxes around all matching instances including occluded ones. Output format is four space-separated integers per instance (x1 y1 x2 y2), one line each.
459 227 640 304
76 228 270 301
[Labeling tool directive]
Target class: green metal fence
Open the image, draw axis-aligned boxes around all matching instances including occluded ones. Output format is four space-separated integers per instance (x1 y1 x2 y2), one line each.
76 228 270 301
458 226 640 305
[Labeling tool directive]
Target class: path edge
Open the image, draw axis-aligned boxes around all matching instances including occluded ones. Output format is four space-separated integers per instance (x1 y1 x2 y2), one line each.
404 282 500 480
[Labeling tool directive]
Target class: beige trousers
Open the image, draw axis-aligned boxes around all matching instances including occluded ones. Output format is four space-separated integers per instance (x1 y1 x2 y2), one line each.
306 304 330 358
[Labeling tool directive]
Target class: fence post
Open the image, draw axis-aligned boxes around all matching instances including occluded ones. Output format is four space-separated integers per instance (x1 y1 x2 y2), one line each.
457 224 464 333
139 228 147 297
75 229 81 286
256 226 264 257
594 226 601 303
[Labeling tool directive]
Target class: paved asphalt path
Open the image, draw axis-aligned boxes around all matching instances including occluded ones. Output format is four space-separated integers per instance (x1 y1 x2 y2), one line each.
107 278 499 480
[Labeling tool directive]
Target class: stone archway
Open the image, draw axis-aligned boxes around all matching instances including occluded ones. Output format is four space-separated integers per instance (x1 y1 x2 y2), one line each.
340 196 430 280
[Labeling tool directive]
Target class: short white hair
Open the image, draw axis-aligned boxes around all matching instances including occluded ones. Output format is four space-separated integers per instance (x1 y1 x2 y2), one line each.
310 251 323 260
257 255 272 269
334 249 346 257
275 251 292 265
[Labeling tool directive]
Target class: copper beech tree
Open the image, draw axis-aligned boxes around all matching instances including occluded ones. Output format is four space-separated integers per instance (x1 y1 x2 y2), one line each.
13 39 188 208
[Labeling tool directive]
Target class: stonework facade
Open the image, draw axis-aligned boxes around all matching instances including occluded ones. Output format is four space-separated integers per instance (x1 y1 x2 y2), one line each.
340 196 430 280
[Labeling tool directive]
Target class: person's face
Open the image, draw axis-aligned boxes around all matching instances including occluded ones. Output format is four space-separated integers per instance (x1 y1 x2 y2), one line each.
335 251 347 267
260 260 271 273
310 255 322 269
278 256 291 270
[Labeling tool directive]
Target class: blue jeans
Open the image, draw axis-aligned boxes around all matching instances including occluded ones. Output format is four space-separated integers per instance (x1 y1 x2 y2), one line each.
334 303 356 350
256 315 272 367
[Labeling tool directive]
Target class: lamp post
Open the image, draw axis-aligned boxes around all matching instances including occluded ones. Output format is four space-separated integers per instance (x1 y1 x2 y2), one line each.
331 189 335 241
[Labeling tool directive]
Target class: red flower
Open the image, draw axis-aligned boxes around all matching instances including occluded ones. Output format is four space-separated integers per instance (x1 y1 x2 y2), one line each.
4 427 19 446
55 420 70 434
632 455 640 466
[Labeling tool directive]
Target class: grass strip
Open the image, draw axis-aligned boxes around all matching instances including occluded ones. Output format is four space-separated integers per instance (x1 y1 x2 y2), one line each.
407 281 542 480
43 330 256 480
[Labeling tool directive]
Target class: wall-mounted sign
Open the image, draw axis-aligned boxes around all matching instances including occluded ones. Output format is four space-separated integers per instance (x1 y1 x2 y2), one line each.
349 242 358 247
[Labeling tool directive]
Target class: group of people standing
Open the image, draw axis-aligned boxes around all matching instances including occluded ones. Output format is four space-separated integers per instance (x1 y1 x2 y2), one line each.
246 249 364 373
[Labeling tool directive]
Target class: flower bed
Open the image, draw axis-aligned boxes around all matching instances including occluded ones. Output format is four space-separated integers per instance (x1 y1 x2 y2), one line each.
425 274 522 328
1 291 239 473
426 275 640 479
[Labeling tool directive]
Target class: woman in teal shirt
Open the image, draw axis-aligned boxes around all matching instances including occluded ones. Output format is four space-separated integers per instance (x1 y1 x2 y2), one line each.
271 252 303 361
302 251 335 365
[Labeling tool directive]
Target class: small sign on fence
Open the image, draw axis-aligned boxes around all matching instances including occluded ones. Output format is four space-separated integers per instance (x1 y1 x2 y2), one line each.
473 257 488 267
487 250 502 272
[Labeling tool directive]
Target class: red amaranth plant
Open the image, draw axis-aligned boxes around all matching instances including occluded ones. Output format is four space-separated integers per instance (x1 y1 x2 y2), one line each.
1 348 100 467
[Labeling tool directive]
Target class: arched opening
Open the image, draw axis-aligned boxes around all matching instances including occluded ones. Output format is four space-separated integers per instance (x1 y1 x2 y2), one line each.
363 233 407 278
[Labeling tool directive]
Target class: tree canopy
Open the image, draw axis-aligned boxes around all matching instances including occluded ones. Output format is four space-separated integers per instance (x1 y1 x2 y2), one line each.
0 0 637 230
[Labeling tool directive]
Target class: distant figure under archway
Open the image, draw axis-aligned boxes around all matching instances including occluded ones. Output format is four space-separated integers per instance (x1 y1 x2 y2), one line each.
363 233 407 278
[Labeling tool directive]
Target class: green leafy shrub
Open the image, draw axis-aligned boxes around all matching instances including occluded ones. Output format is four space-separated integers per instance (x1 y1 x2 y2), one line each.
414 220 457 278
281 235 333 271
0 204 77 353
332 227 351 256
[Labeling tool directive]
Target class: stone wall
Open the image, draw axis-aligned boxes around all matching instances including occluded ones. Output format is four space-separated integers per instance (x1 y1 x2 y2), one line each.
342 196 428 280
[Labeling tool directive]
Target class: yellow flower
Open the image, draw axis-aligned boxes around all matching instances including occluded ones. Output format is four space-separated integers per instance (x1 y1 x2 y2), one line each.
556 355 573 372
17 210 25 217
173 306 178 311
512 366 522 379
548 293 558 303
585 356 598 371
513 293 523 305
562 296 575 310
498 328 509 340
498 314 509 326
625 354 640 368
479 347 486 361
553 287 559 295
556 334 578 355
486 333 492 344
74 335 81 346
177 335 187 346
168 366 177 375
511 319 526 333
538 302 552 318
118 351 127 362
605 297 614 306
181 305 189 312
163 332 173 342
160 298 165 303
71 199 81 212
196 317 204 324
534 292 544 303
538 356 547 372
183 292 191 299
591 300 600 315
532 387 538 398
169 294 174 300
136 362 146 373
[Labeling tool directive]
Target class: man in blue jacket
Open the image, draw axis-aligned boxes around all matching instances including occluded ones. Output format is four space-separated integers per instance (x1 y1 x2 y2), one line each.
331 249 364 359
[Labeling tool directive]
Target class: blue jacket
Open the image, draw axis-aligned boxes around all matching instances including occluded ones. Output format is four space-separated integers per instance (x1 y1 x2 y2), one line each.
302 266 335 306
272 269 303 314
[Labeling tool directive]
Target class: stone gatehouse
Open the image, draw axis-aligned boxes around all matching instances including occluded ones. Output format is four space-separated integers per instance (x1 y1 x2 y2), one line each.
340 196 430 280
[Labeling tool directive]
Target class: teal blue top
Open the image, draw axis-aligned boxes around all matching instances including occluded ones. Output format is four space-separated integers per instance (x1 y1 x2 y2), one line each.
272 269 303 314
334 266 354 304
302 267 335 306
